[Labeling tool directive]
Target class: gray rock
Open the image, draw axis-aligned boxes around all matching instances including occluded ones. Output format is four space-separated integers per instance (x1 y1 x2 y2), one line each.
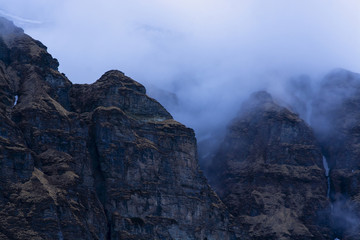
0 17 235 240
208 91 331 239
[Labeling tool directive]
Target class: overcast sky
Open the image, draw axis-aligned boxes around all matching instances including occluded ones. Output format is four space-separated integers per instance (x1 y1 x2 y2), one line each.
1 0 360 137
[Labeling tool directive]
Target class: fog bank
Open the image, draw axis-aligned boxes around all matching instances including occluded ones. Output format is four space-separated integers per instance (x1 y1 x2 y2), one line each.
1 0 360 138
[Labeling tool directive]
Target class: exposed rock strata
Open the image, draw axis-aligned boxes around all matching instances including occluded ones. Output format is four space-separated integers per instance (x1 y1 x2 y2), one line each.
0 17 235 240
208 91 331 239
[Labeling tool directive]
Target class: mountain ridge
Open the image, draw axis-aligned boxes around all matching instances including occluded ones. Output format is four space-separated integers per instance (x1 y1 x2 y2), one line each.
2 16 360 240
0 17 236 240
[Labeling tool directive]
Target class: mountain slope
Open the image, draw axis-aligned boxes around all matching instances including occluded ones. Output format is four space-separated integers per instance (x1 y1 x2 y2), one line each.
207 91 331 239
0 17 235 240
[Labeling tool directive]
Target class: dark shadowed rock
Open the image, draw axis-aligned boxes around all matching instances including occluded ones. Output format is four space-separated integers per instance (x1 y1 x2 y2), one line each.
208 91 331 239
0 17 235 239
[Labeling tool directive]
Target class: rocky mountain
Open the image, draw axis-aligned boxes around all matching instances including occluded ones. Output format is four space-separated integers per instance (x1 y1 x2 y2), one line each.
0 17 235 240
2 16 360 240
204 70 360 239
206 91 331 239
311 69 360 239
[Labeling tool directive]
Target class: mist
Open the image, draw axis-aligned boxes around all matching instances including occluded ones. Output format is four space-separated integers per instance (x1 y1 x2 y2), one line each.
330 197 360 238
1 0 360 139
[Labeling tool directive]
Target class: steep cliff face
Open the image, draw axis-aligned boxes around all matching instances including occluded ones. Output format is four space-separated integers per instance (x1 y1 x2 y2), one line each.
0 17 235 240
312 69 360 239
207 91 331 239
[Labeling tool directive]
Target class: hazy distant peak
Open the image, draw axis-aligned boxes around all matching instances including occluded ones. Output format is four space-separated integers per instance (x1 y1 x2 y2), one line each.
0 17 24 36
249 90 273 104
323 68 360 88
240 90 278 113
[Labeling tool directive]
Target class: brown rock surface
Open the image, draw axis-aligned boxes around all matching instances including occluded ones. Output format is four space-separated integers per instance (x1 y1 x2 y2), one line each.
0 17 235 239
208 91 331 239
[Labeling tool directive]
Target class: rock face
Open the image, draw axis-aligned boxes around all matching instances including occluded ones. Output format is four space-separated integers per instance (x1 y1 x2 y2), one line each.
311 69 360 239
4 16 360 240
0 17 235 240
207 91 331 239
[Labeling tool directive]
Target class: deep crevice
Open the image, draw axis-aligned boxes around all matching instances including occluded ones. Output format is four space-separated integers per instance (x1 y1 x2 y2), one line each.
88 123 111 239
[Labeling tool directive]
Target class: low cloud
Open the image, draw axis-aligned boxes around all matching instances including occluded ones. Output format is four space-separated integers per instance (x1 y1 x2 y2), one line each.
1 0 360 138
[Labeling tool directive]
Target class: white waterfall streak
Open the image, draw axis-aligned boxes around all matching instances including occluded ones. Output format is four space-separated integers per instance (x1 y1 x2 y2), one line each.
322 155 331 198
13 95 18 107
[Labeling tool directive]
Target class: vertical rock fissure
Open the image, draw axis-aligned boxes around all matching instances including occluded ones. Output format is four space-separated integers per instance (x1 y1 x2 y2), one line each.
88 125 110 239
55 208 65 240
322 155 344 240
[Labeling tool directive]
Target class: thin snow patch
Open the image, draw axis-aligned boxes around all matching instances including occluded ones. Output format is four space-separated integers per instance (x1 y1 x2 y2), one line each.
13 95 18 107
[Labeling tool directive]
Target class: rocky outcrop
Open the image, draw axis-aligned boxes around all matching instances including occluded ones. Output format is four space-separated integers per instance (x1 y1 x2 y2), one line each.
207 91 331 239
0 17 235 239
311 69 360 239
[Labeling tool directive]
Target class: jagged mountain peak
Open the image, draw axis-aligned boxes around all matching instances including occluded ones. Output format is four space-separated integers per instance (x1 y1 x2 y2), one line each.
207 90 330 239
243 90 275 110
0 17 236 240
318 68 360 101
236 91 302 127
248 90 273 103
96 69 146 94
0 18 57 70
325 68 360 84
69 70 172 120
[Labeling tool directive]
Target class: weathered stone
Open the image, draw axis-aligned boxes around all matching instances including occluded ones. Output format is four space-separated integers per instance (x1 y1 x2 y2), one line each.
208 91 330 239
0 17 235 239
